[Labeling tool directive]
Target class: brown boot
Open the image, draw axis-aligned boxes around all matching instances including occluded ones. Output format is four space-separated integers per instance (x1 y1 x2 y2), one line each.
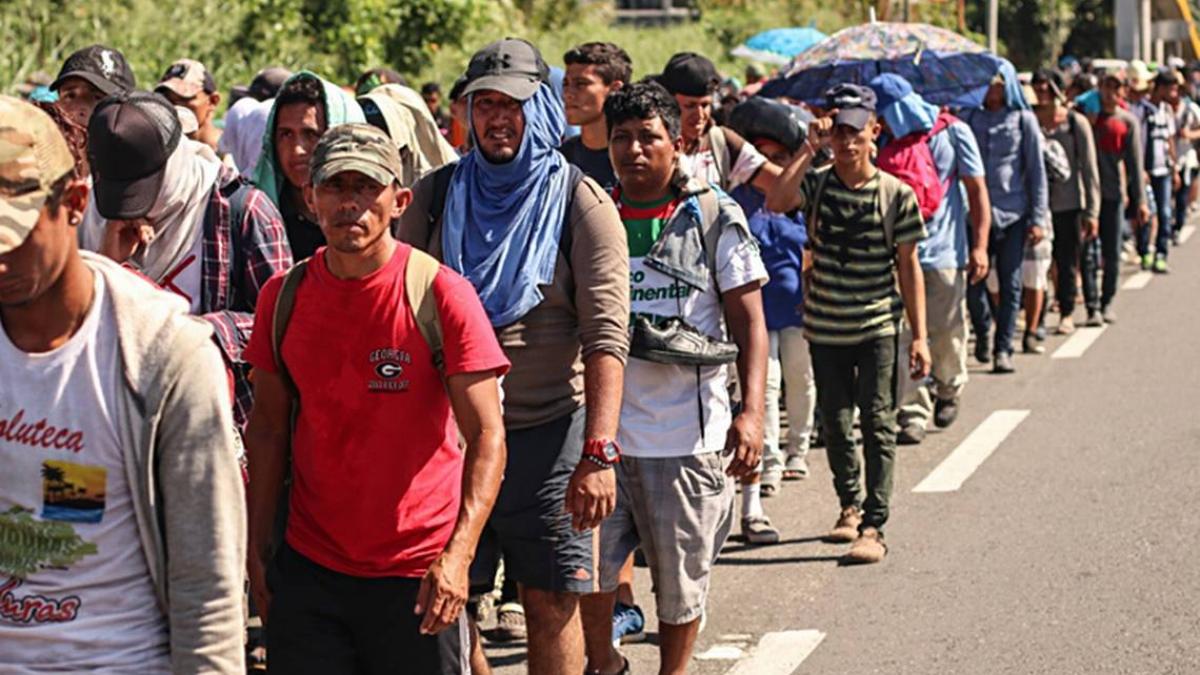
842 527 887 565
824 506 862 543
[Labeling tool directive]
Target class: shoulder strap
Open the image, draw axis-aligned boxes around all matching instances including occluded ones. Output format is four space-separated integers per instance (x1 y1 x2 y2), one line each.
427 163 457 236
707 126 731 191
556 164 586 270
697 187 723 296
807 168 832 244
404 248 445 373
271 259 309 400
877 173 900 251
222 177 254 308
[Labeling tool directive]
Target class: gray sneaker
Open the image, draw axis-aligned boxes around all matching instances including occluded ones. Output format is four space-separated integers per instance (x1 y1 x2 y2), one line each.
783 453 809 480
1102 306 1118 324
741 515 781 545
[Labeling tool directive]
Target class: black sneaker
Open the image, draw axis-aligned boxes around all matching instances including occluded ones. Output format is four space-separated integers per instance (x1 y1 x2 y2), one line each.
974 333 991 365
993 352 1016 374
630 316 738 366
934 397 959 428
897 423 926 445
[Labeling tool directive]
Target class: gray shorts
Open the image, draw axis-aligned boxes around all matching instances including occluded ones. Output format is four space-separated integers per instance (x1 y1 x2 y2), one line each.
598 452 734 624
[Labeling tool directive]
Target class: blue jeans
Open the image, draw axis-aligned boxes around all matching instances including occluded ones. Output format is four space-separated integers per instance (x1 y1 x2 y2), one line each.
968 219 1027 356
1139 174 1173 259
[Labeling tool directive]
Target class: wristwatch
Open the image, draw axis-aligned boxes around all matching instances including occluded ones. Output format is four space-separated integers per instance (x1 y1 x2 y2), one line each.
582 438 622 468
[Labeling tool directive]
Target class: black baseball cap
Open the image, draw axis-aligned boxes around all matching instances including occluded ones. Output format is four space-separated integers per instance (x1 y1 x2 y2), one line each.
249 67 292 101
462 38 550 101
825 83 877 130
1031 68 1065 99
658 52 720 97
87 91 181 220
51 45 136 96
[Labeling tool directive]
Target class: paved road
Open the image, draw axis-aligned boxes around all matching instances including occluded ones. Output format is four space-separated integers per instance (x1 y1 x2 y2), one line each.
486 226 1200 675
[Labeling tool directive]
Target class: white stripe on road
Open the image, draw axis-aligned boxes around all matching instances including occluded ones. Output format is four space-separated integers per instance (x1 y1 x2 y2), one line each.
696 645 745 661
1052 326 1107 359
1123 271 1153 290
723 630 826 675
1181 225 1196 243
913 410 1030 493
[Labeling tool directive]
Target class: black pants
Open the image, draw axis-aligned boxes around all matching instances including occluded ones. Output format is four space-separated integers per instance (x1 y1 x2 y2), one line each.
1052 209 1083 317
1081 199 1123 311
267 544 467 675
810 335 899 532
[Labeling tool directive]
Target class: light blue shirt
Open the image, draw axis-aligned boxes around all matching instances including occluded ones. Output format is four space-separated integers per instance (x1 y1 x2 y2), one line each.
921 120 985 270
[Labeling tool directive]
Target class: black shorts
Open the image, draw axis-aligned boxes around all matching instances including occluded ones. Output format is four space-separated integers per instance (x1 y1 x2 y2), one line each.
267 544 468 674
469 407 597 595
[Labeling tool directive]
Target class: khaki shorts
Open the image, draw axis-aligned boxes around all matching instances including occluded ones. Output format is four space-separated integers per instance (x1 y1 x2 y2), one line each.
598 452 734 624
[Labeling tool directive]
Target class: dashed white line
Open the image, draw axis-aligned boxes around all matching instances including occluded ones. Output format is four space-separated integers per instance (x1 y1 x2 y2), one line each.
1181 225 1196 243
913 410 1030 493
723 630 826 675
1122 271 1153 290
1052 326 1107 359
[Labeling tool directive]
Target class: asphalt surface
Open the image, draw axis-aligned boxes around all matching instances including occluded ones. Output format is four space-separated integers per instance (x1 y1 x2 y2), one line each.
486 225 1200 675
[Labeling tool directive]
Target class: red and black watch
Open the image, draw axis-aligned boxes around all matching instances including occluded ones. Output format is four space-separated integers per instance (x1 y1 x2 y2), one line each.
582 438 622 469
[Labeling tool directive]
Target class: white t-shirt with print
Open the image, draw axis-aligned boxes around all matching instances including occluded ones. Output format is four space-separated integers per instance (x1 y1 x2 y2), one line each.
0 271 169 672
620 225 768 458
680 128 769 191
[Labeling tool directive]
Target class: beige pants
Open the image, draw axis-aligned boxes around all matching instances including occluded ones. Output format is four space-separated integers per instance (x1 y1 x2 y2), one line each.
898 268 969 429
763 327 817 474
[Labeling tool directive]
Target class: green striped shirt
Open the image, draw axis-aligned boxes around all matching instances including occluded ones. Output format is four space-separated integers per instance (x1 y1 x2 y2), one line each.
800 169 926 346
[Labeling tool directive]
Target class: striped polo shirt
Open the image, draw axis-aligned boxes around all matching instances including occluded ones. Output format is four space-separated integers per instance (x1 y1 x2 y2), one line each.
801 169 925 346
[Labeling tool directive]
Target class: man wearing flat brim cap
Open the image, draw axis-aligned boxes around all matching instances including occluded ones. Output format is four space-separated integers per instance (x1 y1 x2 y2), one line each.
242 122 509 675
397 37 631 675
0 95 248 674
49 44 136 131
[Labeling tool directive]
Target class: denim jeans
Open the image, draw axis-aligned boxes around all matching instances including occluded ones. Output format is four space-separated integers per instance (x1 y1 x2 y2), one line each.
968 219 1027 356
1139 174 1173 259
1081 199 1123 311
1175 167 1194 236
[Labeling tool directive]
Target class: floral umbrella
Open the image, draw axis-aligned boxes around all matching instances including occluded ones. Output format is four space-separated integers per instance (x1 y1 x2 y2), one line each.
759 22 1003 109
732 27 829 66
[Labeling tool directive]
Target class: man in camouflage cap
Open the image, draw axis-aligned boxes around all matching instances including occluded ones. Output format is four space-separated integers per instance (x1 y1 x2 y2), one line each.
0 95 247 671
242 123 509 673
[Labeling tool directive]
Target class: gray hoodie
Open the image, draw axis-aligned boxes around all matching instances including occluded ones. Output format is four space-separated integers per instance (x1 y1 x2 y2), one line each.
85 251 247 673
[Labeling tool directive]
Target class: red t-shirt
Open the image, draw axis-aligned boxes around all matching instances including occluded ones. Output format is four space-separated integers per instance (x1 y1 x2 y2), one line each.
243 244 509 578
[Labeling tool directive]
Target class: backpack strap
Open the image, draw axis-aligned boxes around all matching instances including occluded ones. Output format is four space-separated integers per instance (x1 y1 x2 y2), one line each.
877 172 901 251
806 167 832 245
271 259 309 401
404 248 445 374
426 162 457 238
707 126 731 192
221 176 254 309
696 187 723 297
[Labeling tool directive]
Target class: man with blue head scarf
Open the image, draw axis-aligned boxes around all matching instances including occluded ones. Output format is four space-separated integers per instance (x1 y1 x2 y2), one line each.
869 73 991 443
396 38 630 675
960 60 1050 374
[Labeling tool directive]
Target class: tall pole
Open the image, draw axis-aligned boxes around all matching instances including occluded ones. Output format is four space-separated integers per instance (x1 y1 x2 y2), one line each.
987 0 999 52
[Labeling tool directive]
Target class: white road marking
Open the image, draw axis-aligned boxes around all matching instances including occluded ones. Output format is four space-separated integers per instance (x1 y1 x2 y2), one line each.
913 410 1030 493
723 630 826 675
1052 325 1107 359
696 645 746 661
1123 271 1153 290
1181 225 1196 243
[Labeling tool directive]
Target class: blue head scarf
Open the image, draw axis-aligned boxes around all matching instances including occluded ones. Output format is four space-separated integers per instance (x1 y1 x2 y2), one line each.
870 73 940 140
994 59 1030 111
441 83 572 327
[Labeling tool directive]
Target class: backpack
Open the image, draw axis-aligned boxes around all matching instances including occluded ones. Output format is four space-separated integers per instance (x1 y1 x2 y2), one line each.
219 176 255 310
875 111 955 221
806 167 904 250
1043 133 1072 184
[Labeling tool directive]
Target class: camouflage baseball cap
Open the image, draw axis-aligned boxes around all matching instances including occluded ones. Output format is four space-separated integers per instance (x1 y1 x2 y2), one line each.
310 124 404 187
0 96 75 254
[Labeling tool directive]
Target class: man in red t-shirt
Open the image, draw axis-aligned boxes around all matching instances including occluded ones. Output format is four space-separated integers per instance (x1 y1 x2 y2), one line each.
242 124 510 673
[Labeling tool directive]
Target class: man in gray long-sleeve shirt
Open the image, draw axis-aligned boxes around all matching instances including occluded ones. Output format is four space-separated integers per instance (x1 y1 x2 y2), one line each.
1086 71 1149 324
963 63 1050 374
